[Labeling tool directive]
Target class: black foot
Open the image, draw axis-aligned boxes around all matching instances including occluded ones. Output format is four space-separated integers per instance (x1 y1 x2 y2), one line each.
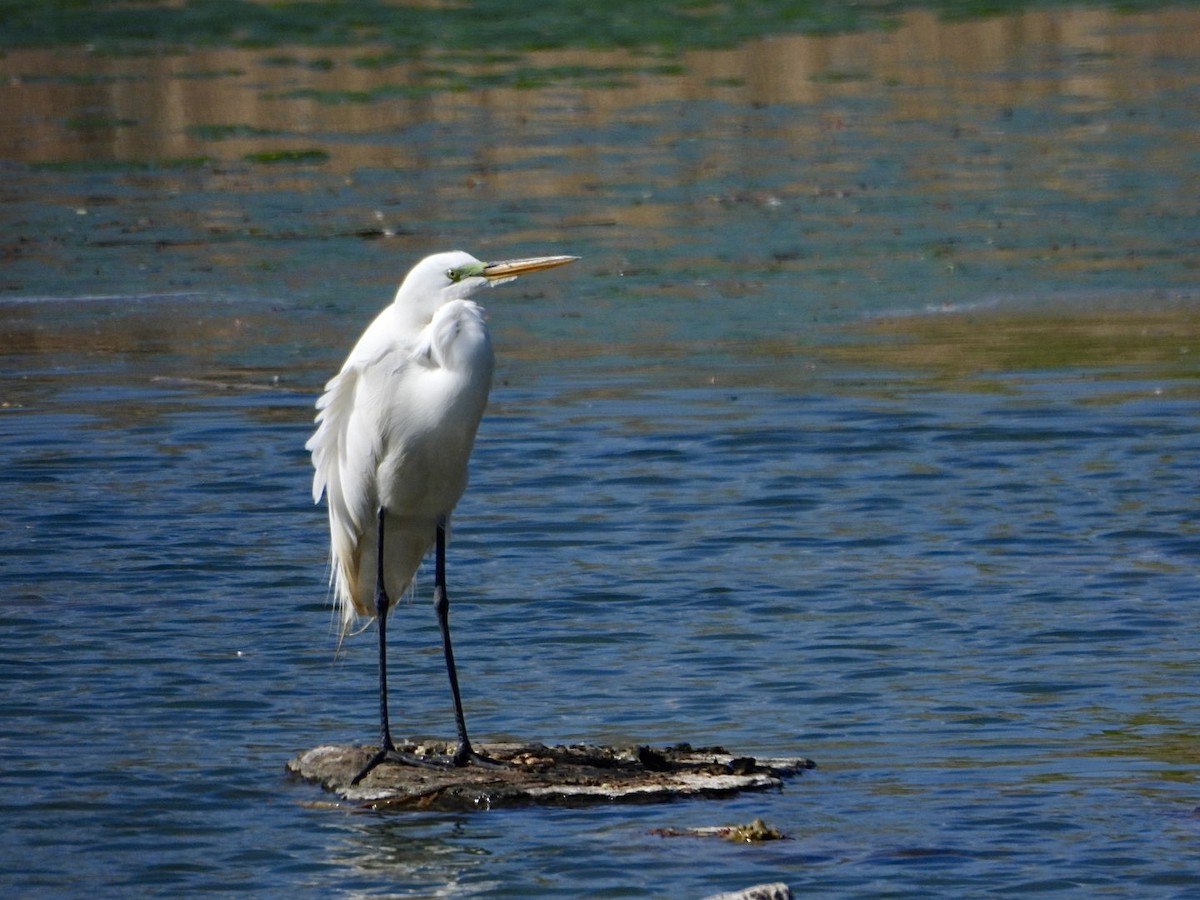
451 742 504 769
350 746 444 784
351 742 505 783
351 747 401 785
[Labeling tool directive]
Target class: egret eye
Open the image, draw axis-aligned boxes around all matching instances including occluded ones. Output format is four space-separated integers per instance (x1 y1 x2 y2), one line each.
446 268 460 283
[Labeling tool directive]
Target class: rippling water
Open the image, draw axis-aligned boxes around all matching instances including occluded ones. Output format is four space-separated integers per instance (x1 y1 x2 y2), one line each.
4 298 1197 896
2 4 1199 897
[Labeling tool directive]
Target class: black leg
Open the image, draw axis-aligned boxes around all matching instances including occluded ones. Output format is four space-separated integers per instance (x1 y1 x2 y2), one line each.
434 518 497 768
351 511 498 783
351 507 402 785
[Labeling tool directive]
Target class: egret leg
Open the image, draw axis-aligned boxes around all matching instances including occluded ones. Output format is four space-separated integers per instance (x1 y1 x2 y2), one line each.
434 519 498 768
351 507 409 785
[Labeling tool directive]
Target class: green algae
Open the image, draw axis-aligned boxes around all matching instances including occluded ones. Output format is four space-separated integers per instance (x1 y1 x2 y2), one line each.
5 0 1194 55
827 307 1200 380
242 148 330 164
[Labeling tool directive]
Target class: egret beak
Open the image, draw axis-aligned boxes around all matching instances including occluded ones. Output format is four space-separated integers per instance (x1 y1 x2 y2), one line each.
482 255 579 281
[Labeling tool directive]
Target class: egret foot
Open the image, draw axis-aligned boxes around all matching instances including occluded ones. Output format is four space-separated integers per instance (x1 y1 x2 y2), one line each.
450 741 504 769
350 745 435 785
350 744 460 787
351 741 506 783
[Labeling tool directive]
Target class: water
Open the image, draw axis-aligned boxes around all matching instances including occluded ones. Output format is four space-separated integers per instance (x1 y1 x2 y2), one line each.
2 5 1199 897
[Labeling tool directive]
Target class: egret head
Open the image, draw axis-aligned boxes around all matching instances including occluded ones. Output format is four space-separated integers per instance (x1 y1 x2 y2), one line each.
393 250 578 327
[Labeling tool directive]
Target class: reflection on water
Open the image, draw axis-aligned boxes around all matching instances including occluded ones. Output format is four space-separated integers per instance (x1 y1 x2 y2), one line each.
1 6 1196 329
3 7 1197 169
1 4 1199 898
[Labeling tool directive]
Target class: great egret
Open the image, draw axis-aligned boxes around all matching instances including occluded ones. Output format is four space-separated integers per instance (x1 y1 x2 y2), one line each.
306 250 578 783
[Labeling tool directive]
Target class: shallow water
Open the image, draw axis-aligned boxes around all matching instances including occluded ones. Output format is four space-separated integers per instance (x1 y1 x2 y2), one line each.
2 5 1199 897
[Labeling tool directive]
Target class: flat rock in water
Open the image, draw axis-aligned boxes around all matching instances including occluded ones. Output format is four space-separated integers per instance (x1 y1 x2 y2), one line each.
287 741 815 810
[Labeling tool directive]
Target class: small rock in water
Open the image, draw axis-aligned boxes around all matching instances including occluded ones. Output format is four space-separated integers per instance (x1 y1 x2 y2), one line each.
702 882 793 900
649 817 787 842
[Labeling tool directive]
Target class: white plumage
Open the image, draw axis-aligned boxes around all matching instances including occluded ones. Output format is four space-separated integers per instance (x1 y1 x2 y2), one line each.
305 249 577 776
307 252 495 635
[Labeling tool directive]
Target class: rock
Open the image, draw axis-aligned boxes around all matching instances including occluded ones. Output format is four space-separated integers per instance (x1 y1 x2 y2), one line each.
286 740 815 811
702 883 793 900
650 817 787 842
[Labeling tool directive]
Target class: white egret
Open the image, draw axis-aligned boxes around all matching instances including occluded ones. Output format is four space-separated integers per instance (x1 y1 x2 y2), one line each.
306 250 578 783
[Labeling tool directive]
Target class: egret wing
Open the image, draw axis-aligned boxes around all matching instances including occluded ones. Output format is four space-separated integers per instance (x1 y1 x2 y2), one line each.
306 358 389 620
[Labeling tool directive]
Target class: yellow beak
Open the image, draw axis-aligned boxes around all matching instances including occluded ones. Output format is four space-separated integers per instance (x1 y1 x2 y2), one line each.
482 255 579 280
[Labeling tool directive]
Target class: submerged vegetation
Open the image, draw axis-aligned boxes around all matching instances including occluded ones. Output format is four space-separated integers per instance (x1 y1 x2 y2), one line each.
830 307 1200 380
1 0 1196 53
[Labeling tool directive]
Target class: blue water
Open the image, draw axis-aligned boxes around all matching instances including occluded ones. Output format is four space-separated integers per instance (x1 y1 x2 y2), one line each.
3 5 1200 897
3 299 1198 895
